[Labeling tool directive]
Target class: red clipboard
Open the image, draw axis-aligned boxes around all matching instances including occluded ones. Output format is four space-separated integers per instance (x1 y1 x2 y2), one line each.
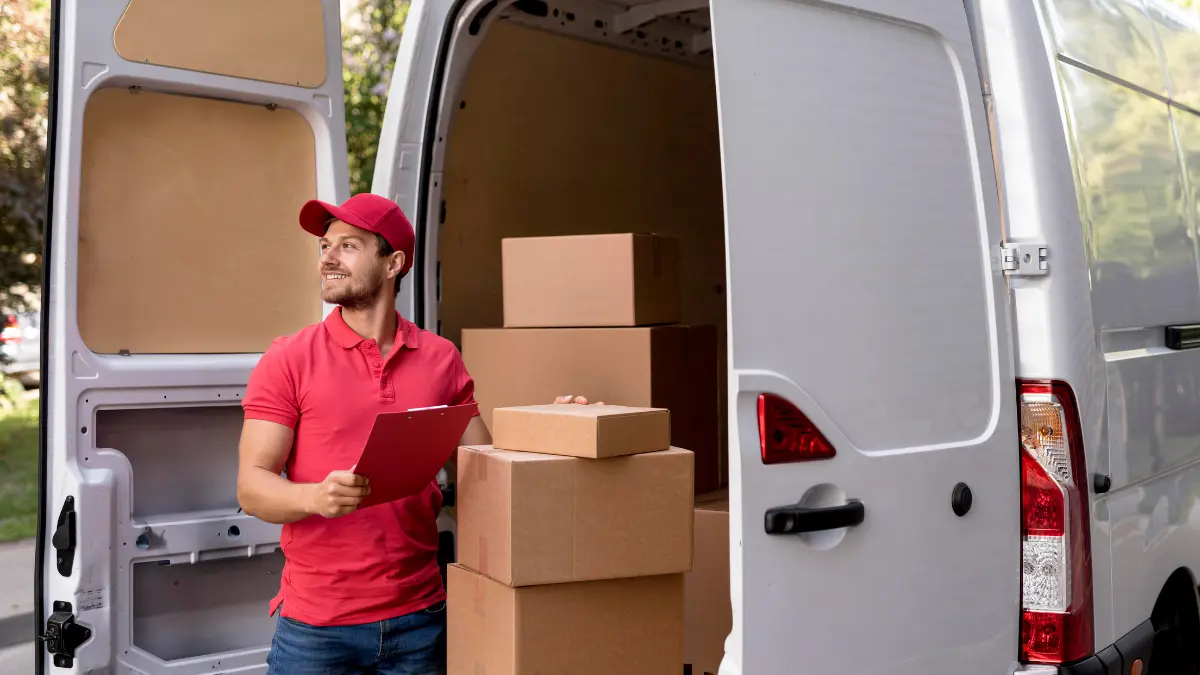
353 402 478 508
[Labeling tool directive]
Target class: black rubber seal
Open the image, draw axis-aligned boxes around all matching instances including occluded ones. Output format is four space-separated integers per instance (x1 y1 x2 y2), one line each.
35 0 65 671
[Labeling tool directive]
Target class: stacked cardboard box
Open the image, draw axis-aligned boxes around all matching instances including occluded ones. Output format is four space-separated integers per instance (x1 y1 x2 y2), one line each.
462 233 722 493
685 491 732 675
449 404 694 675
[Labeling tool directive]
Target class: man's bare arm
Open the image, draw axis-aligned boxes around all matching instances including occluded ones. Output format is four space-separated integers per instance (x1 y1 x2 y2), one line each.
449 416 492 473
237 419 369 524
460 416 491 446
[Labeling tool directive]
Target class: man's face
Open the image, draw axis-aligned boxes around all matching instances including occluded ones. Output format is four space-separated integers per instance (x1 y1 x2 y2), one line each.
318 220 400 309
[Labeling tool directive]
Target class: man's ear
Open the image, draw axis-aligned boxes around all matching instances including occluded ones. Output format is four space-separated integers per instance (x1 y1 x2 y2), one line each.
390 251 406 279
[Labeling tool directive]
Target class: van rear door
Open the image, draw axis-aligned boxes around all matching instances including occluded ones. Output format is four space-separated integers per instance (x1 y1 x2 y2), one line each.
371 0 460 322
710 1 1020 674
38 1 346 672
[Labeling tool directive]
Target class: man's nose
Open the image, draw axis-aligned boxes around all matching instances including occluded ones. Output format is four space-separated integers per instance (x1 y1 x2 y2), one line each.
320 247 337 265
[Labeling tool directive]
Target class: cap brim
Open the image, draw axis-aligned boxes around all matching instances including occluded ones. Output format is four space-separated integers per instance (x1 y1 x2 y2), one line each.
298 200 372 238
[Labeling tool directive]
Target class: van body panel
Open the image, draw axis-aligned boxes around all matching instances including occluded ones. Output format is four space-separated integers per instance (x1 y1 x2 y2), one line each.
37 1 347 672
979 0 1200 653
970 0 1115 649
710 0 1020 673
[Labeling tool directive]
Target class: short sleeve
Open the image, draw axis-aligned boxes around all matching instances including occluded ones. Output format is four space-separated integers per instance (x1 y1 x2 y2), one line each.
448 348 479 414
243 339 301 428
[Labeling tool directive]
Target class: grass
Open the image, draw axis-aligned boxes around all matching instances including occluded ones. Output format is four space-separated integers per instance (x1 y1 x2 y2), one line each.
0 386 38 543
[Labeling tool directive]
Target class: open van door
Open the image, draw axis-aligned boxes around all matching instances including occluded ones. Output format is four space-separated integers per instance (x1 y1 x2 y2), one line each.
37 1 347 672
372 0 461 323
710 1 1021 674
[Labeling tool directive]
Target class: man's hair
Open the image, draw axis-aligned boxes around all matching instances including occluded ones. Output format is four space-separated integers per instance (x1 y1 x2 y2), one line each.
376 234 402 296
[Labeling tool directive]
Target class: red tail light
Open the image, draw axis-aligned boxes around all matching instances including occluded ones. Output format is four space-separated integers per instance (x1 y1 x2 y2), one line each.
757 393 835 464
1018 380 1093 665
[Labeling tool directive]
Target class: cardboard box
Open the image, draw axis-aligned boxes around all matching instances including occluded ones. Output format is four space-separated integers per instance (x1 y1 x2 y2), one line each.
685 500 731 675
502 233 682 328
462 325 720 493
492 404 670 458
448 564 685 675
457 445 694 587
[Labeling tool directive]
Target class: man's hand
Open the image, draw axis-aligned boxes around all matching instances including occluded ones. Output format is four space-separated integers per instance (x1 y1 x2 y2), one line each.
306 470 371 518
554 395 605 405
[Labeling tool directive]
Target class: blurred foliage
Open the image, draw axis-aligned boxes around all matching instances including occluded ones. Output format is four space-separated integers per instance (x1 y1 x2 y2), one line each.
0 0 48 309
343 0 411 195
0 383 38 542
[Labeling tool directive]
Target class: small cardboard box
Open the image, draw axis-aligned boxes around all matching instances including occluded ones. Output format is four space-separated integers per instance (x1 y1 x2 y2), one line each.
448 564 685 675
462 325 721 493
501 233 682 328
685 498 731 675
492 404 670 458
457 445 694 587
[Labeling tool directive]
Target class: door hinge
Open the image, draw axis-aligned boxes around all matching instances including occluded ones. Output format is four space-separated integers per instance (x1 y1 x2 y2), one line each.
998 242 1048 277
38 601 91 669
52 496 76 577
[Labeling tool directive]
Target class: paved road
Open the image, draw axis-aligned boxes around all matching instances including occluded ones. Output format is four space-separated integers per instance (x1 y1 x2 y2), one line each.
0 642 33 675
0 539 34 652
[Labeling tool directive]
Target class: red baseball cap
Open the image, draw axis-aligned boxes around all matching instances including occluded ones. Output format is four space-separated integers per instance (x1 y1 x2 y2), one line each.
299 193 416 276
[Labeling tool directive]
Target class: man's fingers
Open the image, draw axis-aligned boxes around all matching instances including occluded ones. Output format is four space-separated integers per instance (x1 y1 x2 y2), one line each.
554 394 595 405
327 483 370 498
322 504 359 518
327 470 369 487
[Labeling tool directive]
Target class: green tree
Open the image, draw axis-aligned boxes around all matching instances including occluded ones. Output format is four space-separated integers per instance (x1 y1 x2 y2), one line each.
343 0 411 195
0 0 48 307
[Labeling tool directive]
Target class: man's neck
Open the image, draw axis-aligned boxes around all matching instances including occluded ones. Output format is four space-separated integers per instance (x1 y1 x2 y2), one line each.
340 298 399 358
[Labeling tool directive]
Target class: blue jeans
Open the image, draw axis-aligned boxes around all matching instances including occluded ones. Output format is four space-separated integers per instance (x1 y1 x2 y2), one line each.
266 601 447 675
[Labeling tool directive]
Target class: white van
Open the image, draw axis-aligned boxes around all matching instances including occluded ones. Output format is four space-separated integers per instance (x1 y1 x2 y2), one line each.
34 0 1200 673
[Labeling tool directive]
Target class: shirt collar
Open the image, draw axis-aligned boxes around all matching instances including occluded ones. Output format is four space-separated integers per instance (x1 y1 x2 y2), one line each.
324 306 420 350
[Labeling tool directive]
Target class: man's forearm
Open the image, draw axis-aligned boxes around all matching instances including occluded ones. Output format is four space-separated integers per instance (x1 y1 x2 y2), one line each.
238 467 315 524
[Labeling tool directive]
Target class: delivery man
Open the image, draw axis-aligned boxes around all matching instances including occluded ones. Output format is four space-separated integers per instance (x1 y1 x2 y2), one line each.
235 193 592 674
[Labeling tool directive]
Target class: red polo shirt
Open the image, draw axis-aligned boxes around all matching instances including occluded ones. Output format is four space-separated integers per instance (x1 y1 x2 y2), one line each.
242 307 477 626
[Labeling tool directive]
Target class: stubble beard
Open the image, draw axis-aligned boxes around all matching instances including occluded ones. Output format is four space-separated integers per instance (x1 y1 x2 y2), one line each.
322 273 386 311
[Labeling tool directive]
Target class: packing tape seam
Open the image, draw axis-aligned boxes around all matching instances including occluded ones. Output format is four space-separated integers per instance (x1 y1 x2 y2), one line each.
570 462 580 576
473 574 486 617
476 450 488 481
479 534 489 576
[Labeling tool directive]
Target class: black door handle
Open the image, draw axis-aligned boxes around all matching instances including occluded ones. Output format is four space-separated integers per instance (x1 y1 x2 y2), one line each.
764 500 865 535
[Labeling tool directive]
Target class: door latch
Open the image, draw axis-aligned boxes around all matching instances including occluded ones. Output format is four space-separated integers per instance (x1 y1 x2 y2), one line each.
998 242 1048 277
52 496 76 577
39 601 91 668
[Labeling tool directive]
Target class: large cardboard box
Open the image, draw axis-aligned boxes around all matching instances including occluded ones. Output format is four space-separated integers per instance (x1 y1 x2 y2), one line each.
462 325 720 493
502 233 682 328
492 404 670 458
457 445 694 587
685 498 731 675
448 564 685 675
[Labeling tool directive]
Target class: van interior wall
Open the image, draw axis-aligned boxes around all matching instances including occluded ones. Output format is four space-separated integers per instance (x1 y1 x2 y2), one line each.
439 20 728 468
132 551 284 661
95 406 243 518
77 88 321 354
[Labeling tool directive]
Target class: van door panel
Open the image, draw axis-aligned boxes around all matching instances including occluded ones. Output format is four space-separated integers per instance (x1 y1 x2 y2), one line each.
711 1 1020 673
372 0 460 321
40 1 347 673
